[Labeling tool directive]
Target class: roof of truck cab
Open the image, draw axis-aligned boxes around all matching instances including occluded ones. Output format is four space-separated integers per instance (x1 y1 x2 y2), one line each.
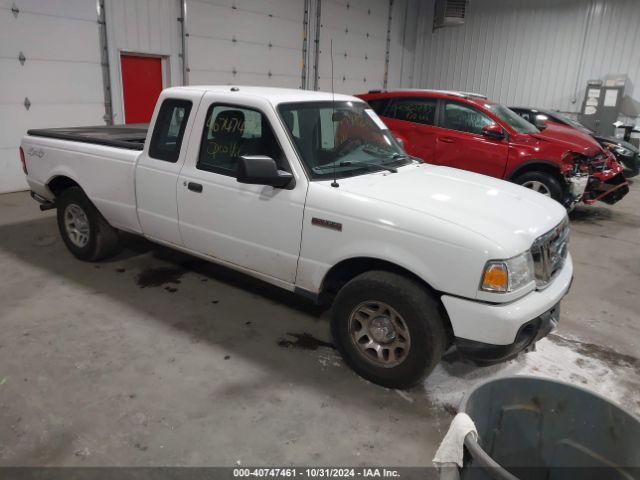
164 86 361 105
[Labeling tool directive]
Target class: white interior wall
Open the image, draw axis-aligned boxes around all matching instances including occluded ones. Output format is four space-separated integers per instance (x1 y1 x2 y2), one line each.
104 0 183 124
0 0 105 193
185 0 305 88
315 0 390 94
386 0 420 89
411 0 640 113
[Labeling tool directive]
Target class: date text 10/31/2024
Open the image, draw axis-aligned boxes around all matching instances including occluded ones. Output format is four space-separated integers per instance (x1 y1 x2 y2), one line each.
233 468 402 478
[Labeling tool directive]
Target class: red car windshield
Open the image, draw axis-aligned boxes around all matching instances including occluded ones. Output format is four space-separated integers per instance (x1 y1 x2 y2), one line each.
485 103 539 135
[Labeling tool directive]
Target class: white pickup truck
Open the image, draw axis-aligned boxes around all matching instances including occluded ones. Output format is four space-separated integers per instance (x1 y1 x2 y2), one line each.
21 86 573 388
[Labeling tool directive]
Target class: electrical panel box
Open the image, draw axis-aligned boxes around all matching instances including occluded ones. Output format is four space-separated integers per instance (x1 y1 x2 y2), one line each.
579 75 633 136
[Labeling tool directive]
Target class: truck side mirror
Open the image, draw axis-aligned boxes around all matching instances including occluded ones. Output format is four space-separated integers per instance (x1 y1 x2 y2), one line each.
237 155 293 188
482 124 505 140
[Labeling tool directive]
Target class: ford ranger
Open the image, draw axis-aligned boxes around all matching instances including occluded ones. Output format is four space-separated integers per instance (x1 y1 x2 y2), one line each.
20 86 573 388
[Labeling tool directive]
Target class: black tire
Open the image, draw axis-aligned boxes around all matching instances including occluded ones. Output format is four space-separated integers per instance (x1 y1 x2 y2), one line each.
56 187 120 261
331 271 448 389
514 171 564 203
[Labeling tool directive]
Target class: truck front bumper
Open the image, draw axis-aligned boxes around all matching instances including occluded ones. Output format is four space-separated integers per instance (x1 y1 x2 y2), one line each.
441 254 573 361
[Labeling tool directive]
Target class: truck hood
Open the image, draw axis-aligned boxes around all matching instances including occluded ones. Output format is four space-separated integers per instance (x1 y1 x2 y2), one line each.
333 164 566 256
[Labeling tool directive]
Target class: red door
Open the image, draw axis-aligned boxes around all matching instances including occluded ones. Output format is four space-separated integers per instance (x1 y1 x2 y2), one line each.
435 101 508 178
381 97 439 163
121 54 163 124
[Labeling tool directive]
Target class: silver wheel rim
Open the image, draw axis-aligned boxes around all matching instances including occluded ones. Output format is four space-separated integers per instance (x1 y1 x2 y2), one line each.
64 203 90 248
348 301 411 368
522 180 551 197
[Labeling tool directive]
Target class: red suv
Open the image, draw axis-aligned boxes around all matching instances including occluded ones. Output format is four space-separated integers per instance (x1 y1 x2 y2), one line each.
357 90 629 207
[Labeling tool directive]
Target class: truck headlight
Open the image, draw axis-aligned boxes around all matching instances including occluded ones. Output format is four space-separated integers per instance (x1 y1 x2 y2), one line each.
480 251 535 293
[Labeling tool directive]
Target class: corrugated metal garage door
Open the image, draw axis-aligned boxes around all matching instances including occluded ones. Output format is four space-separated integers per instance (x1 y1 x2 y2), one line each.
186 0 306 88
0 0 105 193
316 0 391 94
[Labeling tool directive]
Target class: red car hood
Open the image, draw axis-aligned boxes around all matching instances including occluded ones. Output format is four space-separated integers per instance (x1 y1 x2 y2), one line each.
527 123 603 157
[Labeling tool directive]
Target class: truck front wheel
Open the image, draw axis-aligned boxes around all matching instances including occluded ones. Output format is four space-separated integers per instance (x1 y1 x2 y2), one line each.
331 271 448 389
514 171 563 202
56 187 120 261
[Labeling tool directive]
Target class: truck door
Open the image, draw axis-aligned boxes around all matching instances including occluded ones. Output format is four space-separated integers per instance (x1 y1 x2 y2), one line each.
135 91 202 245
381 97 438 163
434 100 508 178
176 94 306 285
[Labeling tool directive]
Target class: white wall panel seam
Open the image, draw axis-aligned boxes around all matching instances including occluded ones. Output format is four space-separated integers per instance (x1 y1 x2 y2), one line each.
188 33 301 52
189 0 302 23
0 6 97 23
0 56 100 65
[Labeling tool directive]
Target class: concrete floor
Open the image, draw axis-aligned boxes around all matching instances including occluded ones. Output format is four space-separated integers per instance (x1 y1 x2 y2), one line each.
0 187 638 467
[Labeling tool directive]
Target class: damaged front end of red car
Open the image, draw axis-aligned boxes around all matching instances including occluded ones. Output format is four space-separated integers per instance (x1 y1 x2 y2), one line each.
583 152 630 205
562 151 629 206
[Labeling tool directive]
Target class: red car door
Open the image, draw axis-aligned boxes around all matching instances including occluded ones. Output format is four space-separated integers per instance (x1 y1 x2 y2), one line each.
379 97 438 163
435 100 508 178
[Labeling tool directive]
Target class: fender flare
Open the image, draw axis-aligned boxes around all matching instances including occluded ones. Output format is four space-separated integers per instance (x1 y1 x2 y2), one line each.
506 159 562 181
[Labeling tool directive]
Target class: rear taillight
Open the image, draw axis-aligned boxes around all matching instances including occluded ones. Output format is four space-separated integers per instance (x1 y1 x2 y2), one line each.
19 147 27 174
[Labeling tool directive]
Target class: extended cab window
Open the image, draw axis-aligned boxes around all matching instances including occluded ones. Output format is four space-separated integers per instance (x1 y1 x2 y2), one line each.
197 104 287 176
442 102 493 135
148 99 192 162
388 98 436 125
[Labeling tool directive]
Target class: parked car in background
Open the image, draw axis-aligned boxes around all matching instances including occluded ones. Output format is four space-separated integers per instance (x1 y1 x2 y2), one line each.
509 106 639 178
358 90 629 207
22 86 573 388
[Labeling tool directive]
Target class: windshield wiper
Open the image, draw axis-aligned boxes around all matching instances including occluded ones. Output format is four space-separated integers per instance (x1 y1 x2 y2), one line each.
361 148 419 164
392 152 424 164
337 161 397 173
314 160 397 173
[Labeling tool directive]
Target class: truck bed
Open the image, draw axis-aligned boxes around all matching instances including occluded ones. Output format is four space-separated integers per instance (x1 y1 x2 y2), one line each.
27 124 148 150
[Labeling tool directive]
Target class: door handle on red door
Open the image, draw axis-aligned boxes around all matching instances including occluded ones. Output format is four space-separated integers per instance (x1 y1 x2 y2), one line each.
439 137 455 143
187 182 203 193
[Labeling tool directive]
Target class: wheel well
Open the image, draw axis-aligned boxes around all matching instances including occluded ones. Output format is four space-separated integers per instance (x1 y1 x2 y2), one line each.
508 162 565 189
320 257 455 342
47 176 80 197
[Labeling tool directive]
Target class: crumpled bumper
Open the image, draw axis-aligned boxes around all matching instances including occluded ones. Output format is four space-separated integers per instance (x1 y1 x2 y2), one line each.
583 171 629 205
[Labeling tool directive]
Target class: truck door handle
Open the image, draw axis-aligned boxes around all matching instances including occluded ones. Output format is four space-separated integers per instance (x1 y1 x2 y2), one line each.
439 137 455 143
187 182 203 193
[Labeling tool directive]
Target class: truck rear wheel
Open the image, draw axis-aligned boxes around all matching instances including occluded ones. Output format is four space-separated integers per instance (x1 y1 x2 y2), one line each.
331 271 448 389
56 187 120 261
514 171 563 202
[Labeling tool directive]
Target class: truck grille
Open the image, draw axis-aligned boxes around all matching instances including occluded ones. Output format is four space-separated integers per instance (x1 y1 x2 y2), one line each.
531 218 570 288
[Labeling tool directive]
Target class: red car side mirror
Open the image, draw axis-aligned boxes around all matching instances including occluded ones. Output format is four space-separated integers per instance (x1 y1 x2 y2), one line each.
482 124 505 140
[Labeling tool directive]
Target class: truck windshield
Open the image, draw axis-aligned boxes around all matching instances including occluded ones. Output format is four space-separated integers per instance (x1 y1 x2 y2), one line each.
278 101 411 180
485 103 539 135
